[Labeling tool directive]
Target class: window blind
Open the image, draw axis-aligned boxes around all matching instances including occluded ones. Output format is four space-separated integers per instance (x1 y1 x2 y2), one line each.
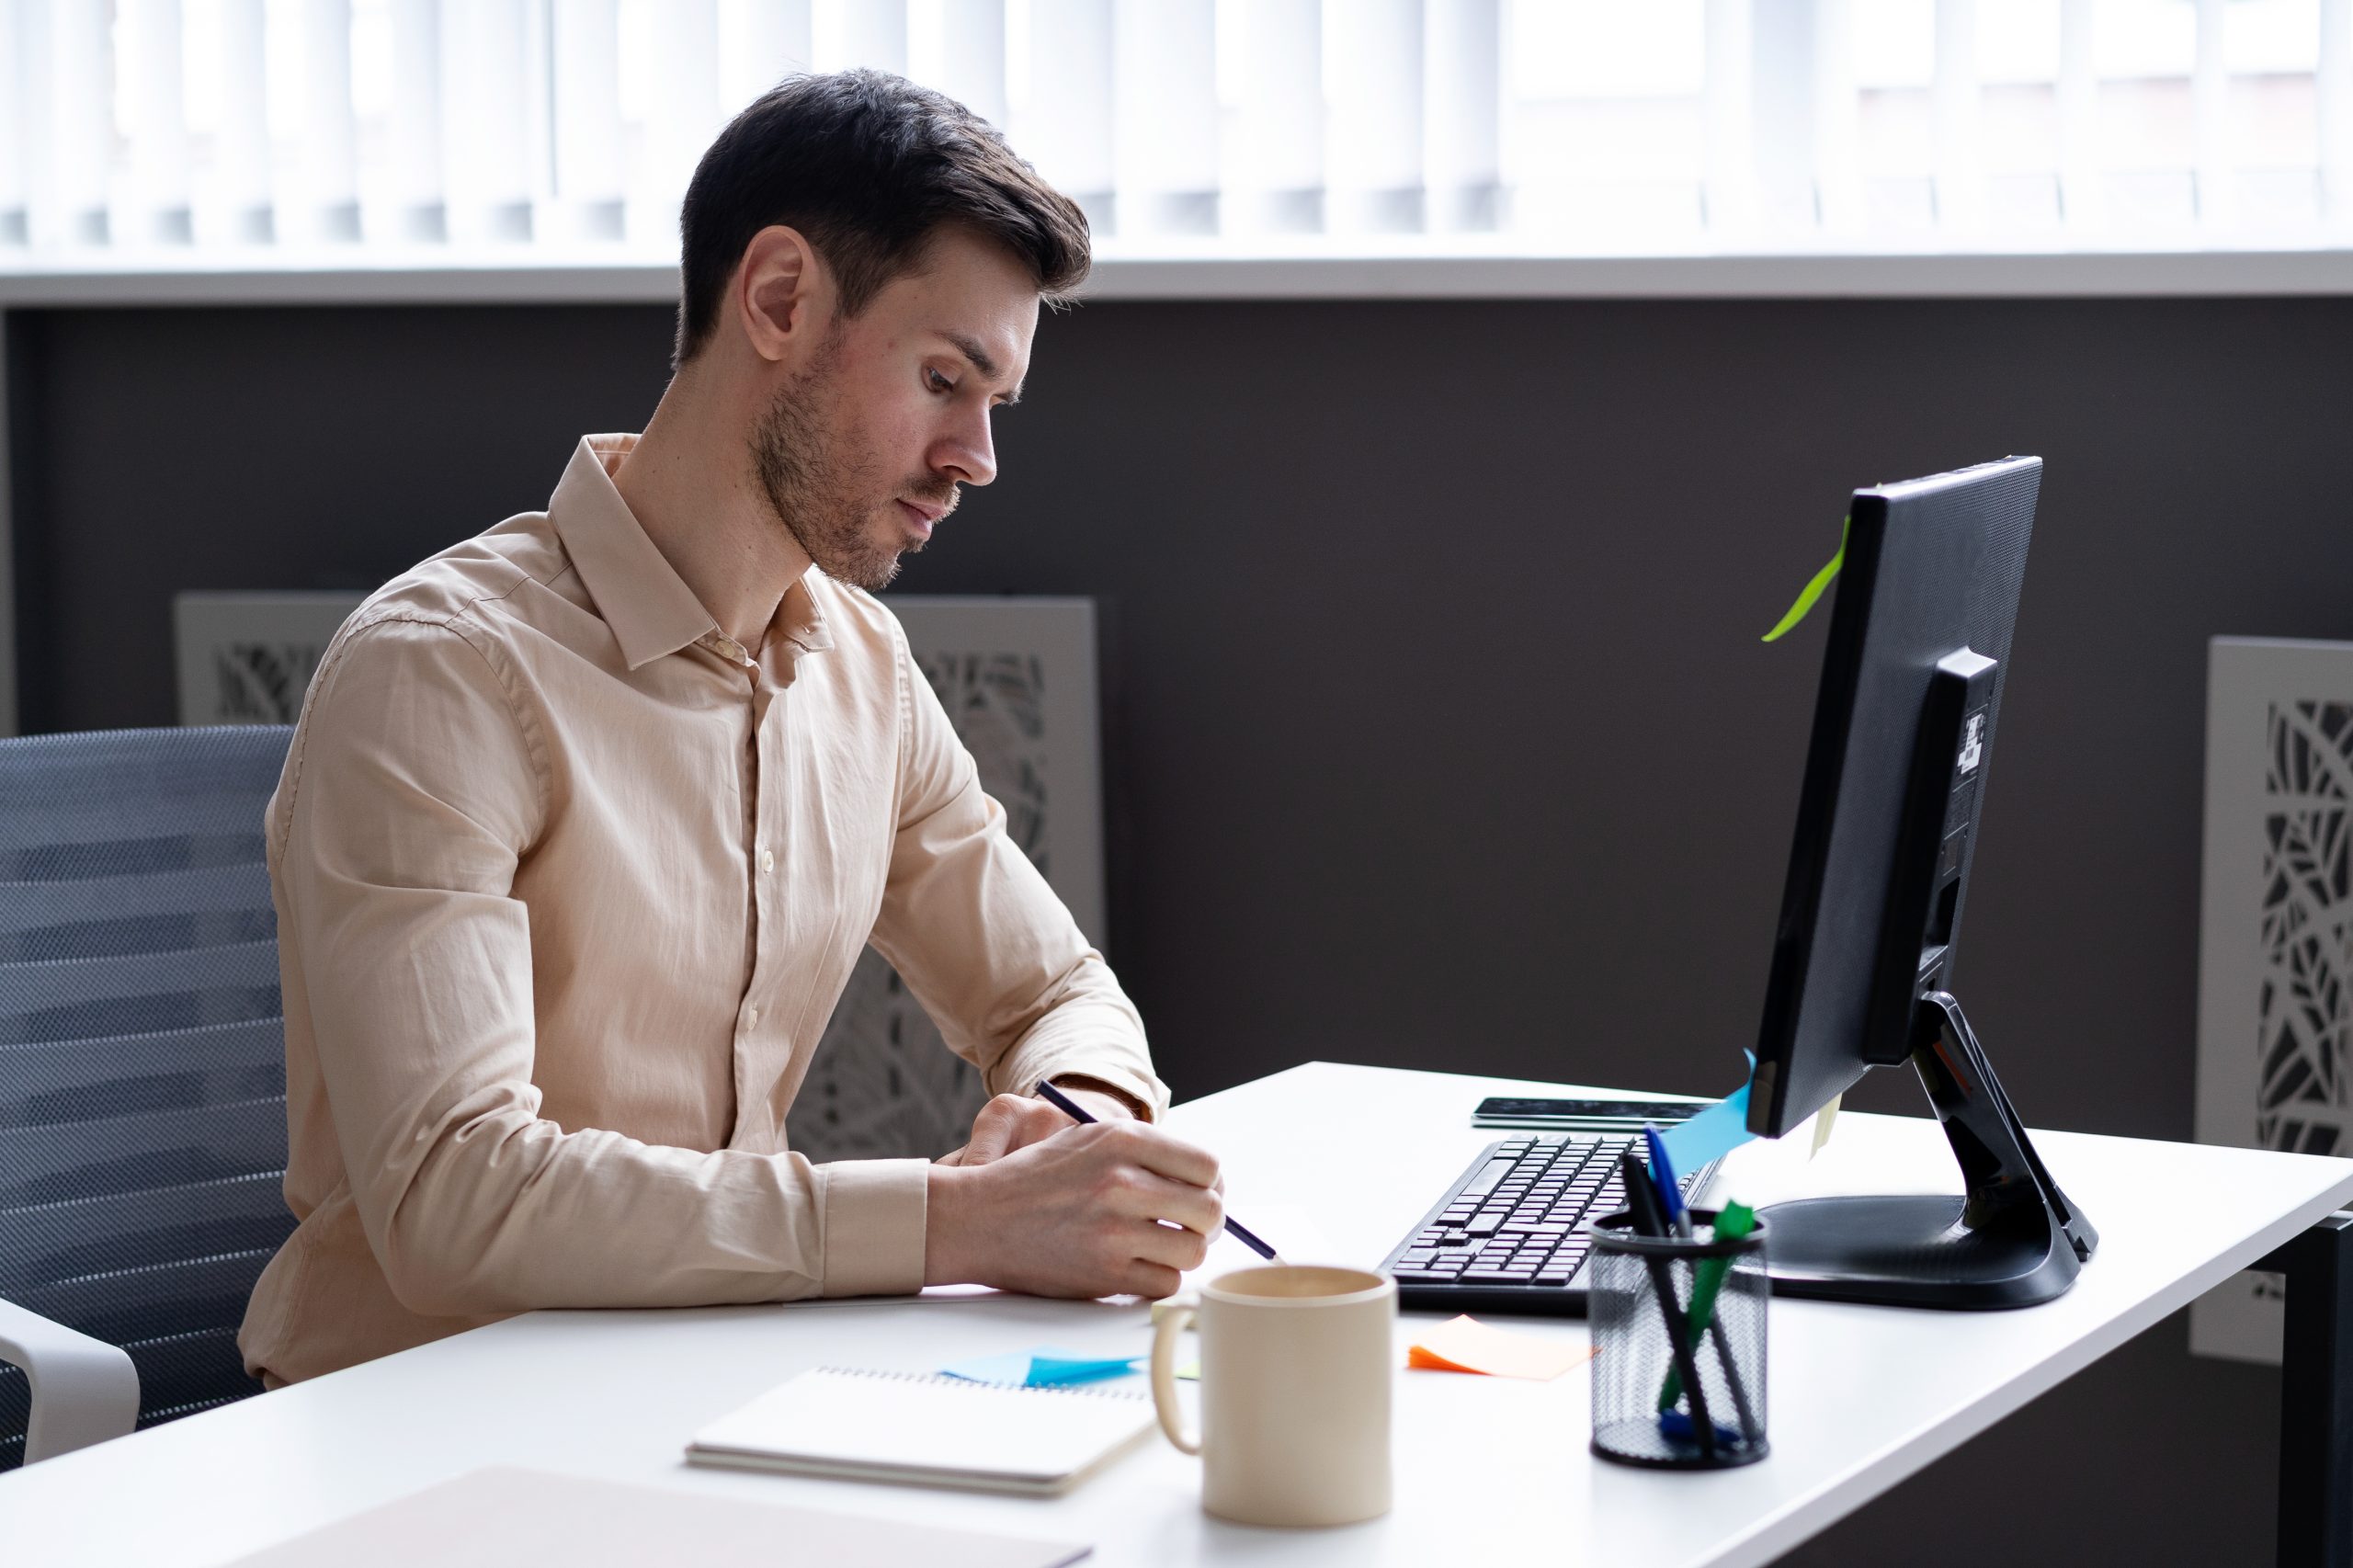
0 0 2347 264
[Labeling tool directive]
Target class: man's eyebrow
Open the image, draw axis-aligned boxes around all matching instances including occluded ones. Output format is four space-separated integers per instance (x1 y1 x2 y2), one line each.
938 331 1024 403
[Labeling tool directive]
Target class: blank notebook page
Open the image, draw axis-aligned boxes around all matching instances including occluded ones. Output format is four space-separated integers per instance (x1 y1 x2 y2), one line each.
222 1467 1088 1568
689 1368 1155 1493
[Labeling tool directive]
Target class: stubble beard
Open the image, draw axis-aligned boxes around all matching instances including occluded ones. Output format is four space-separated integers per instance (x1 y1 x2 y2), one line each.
750 343 949 594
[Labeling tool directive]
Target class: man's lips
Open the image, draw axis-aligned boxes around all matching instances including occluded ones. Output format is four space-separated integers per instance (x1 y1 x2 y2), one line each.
896 498 947 538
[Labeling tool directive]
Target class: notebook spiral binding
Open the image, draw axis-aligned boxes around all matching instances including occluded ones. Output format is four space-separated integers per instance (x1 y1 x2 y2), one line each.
816 1366 1148 1400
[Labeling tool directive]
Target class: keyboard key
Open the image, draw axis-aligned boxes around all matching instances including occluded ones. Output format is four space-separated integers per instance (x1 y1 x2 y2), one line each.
1397 1250 1436 1266
1461 1160 1518 1198
1461 1267 1520 1283
1466 1214 1506 1235
1393 1268 1449 1282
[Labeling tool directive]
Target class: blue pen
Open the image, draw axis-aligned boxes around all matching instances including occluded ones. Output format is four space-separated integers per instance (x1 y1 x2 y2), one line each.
1643 1123 1693 1239
1034 1080 1282 1263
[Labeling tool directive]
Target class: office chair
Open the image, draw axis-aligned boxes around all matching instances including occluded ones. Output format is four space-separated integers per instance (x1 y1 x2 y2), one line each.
0 725 294 1470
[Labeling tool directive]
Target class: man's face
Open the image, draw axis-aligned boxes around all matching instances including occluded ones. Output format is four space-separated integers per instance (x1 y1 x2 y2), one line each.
751 226 1039 592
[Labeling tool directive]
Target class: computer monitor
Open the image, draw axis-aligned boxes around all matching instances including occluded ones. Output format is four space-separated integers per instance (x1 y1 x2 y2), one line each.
1745 456 2098 1309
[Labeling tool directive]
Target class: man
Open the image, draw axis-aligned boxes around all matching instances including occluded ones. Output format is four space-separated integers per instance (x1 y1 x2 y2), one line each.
238 71 1222 1386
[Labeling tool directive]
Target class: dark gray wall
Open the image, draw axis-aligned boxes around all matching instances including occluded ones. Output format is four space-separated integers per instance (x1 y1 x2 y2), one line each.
12 295 2351 1564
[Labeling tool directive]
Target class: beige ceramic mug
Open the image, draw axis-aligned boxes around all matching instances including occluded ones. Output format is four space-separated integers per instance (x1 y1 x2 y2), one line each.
1149 1265 1396 1528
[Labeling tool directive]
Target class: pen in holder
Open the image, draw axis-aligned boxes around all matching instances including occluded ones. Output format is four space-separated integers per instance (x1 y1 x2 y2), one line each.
1587 1210 1769 1470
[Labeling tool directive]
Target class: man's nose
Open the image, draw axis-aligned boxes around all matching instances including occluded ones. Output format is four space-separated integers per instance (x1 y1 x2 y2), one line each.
936 406 997 488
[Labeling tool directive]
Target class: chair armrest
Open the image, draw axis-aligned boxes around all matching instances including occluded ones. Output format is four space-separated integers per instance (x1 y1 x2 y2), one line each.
0 1294 139 1463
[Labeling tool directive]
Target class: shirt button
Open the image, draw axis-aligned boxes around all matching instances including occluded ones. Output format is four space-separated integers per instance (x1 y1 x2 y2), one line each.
760 849 775 873
745 1006 760 1028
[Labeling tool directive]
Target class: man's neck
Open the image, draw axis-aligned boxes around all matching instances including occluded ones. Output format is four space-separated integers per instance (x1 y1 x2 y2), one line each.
612 371 813 652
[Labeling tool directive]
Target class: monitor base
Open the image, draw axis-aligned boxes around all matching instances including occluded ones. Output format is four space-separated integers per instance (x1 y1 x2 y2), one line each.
1762 990 2097 1310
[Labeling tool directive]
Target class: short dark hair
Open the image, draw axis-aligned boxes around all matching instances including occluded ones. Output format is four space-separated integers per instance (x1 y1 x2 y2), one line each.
673 70 1091 367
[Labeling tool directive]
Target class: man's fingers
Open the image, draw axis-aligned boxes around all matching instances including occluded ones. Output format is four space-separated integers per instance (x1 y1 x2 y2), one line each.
1101 1121 1221 1190
1004 1100 1073 1153
1129 1215 1213 1273
962 1096 1029 1165
1105 1167 1223 1239
1119 1259 1186 1300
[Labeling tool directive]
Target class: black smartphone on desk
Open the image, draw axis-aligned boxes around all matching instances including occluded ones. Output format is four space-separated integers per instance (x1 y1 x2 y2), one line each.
1472 1096 1704 1131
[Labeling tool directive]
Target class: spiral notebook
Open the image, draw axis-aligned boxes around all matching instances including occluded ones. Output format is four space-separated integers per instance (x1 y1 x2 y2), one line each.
688 1368 1156 1496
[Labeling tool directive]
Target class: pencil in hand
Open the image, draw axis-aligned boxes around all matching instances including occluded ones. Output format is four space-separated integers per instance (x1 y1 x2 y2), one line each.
1033 1080 1283 1264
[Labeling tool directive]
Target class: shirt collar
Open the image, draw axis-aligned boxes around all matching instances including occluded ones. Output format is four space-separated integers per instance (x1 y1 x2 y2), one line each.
549 434 834 672
550 435 717 670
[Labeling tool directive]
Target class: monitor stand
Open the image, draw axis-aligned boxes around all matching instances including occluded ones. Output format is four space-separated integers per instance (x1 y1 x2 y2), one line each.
1759 990 2098 1310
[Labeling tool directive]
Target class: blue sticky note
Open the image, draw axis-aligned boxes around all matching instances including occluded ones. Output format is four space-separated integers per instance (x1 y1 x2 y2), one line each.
938 1347 1142 1387
1656 1054 1760 1175
939 1351 1037 1385
1025 1350 1144 1386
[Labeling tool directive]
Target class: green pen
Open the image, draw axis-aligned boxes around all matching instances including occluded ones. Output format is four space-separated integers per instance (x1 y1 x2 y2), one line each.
1658 1200 1757 1415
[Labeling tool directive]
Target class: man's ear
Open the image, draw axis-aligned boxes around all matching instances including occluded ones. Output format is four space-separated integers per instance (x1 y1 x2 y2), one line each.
734 225 826 364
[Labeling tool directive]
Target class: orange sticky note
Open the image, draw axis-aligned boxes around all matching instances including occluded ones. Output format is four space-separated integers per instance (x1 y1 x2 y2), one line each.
1407 1314 1593 1381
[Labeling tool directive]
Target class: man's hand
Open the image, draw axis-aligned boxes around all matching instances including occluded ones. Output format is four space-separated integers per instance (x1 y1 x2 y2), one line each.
924 1119 1224 1300
936 1081 1137 1167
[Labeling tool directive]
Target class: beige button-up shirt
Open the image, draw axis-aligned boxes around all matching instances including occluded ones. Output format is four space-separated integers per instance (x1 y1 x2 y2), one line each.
238 435 1165 1385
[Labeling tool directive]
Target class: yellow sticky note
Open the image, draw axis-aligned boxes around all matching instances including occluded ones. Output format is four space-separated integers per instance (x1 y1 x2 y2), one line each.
1809 1093 1842 1159
1407 1314 1592 1381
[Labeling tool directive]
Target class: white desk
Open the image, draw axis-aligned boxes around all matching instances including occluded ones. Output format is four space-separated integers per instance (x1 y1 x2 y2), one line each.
7 1062 2352 1568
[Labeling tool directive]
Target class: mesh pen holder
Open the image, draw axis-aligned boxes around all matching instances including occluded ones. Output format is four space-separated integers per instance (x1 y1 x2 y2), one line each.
1588 1210 1770 1470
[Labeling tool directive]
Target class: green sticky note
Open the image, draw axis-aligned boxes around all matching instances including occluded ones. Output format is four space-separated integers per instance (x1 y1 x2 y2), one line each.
1762 517 1848 642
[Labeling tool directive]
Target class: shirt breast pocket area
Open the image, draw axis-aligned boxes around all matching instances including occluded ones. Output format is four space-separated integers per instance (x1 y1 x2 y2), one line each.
520 758 750 987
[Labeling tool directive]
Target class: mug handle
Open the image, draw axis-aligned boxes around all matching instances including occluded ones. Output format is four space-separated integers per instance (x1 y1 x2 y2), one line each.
1150 1300 1202 1455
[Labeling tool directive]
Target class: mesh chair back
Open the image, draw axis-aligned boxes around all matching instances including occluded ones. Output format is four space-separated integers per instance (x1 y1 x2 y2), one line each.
0 726 294 1471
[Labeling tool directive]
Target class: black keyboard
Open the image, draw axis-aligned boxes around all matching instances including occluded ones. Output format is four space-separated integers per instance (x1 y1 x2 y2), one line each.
1376 1133 1717 1315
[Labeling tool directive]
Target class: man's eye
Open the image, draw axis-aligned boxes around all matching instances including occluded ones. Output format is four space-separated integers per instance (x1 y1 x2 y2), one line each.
926 369 954 393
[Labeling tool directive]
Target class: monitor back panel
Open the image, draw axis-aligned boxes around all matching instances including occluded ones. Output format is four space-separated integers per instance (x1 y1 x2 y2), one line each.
1750 458 2041 1139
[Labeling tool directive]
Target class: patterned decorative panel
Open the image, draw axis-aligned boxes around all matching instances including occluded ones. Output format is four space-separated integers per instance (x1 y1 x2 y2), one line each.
2256 700 2353 1157
175 594 365 726
2195 639 2353 1365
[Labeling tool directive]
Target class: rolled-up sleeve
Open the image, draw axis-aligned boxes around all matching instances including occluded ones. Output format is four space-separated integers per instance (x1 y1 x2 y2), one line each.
867 626 1169 1121
278 614 919 1315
